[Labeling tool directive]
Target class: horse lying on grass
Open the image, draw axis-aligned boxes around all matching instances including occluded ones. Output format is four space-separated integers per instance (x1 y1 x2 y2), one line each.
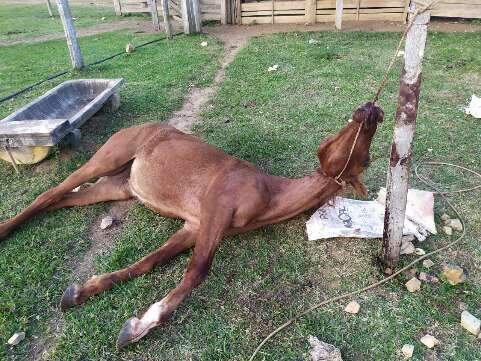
0 102 383 349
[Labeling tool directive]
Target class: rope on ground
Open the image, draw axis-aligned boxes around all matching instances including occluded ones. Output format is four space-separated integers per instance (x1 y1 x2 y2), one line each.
248 161 480 361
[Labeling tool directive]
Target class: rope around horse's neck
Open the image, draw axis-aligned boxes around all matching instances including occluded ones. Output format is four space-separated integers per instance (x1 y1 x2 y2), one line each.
372 0 439 103
333 120 363 186
248 161 480 361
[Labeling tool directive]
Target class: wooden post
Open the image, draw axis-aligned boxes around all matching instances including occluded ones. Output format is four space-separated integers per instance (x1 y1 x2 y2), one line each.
235 0 241 24
356 0 360 21
56 0 84 69
46 0 54 17
305 0 316 24
335 0 343 30
150 0 161 31
182 0 201 34
161 0 173 38
113 0 122 15
220 0 228 24
271 0 275 24
192 0 202 32
381 5 431 269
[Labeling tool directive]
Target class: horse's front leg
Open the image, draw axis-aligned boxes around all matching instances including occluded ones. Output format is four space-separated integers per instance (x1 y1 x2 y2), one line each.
116 203 234 350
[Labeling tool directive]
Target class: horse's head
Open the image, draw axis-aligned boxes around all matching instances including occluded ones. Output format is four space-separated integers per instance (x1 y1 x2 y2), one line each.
317 102 384 197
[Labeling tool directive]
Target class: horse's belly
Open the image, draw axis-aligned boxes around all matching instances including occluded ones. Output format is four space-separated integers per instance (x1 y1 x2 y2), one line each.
129 157 201 223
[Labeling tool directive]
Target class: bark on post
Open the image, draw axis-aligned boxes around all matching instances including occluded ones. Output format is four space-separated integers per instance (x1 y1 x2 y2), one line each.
161 0 173 38
56 0 84 69
381 5 430 269
113 0 122 16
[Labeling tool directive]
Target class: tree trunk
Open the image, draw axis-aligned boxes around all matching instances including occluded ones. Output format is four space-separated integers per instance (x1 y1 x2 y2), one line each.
381 5 430 269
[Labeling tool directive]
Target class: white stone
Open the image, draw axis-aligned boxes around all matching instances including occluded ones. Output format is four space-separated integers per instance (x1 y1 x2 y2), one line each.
447 218 463 232
125 43 135 54
420 334 439 349
268 64 279 72
308 39 319 44
308 335 343 361
344 301 360 314
8 332 25 346
461 311 481 336
443 226 453 235
423 259 434 268
415 248 426 256
401 241 416 255
440 213 450 222
200 41 208 47
401 344 414 358
419 272 439 283
100 216 114 230
405 277 421 292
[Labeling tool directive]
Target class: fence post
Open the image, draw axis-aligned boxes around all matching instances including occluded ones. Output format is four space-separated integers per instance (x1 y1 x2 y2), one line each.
161 0 173 38
335 0 343 29
46 0 54 17
182 0 201 34
381 4 431 270
305 0 316 24
113 0 122 15
56 0 84 69
150 0 161 31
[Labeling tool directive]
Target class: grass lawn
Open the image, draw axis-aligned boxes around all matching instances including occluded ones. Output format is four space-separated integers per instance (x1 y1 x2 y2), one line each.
0 3 140 42
1 28 480 361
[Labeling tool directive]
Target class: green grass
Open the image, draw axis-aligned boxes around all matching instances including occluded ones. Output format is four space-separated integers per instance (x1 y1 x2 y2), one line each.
0 30 223 360
0 3 141 42
1 28 481 361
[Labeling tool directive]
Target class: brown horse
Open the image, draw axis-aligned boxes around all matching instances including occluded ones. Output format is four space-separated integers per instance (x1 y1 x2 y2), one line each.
0 102 383 349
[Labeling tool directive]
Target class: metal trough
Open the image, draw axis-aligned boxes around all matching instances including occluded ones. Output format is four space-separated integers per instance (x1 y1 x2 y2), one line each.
0 78 123 165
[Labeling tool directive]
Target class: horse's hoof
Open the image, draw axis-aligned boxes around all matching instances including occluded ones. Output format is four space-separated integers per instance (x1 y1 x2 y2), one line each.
60 283 81 311
116 317 146 351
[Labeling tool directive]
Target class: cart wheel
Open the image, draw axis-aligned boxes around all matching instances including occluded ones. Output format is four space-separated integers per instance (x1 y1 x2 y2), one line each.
0 146 52 165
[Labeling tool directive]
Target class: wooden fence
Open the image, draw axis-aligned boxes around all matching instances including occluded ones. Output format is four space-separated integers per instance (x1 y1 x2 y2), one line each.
114 0 481 25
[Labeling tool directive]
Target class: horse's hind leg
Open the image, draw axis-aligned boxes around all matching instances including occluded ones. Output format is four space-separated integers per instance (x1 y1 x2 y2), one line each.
47 168 133 211
0 124 154 240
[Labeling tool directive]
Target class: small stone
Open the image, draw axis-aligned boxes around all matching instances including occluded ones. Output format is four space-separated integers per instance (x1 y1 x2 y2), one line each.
268 64 279 72
443 226 453 235
308 335 343 361
423 259 435 268
447 218 463 232
403 268 417 278
100 216 114 230
308 38 319 44
440 213 450 222
125 43 135 54
344 301 360 314
401 344 414 358
415 248 426 256
419 272 439 283
405 277 421 292
401 241 416 255
420 334 439 349
200 41 208 47
8 332 25 346
461 311 481 335
101 16 106 20
442 264 467 285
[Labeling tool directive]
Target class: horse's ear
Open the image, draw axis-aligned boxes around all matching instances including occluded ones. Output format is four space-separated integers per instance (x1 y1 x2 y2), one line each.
349 176 368 198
